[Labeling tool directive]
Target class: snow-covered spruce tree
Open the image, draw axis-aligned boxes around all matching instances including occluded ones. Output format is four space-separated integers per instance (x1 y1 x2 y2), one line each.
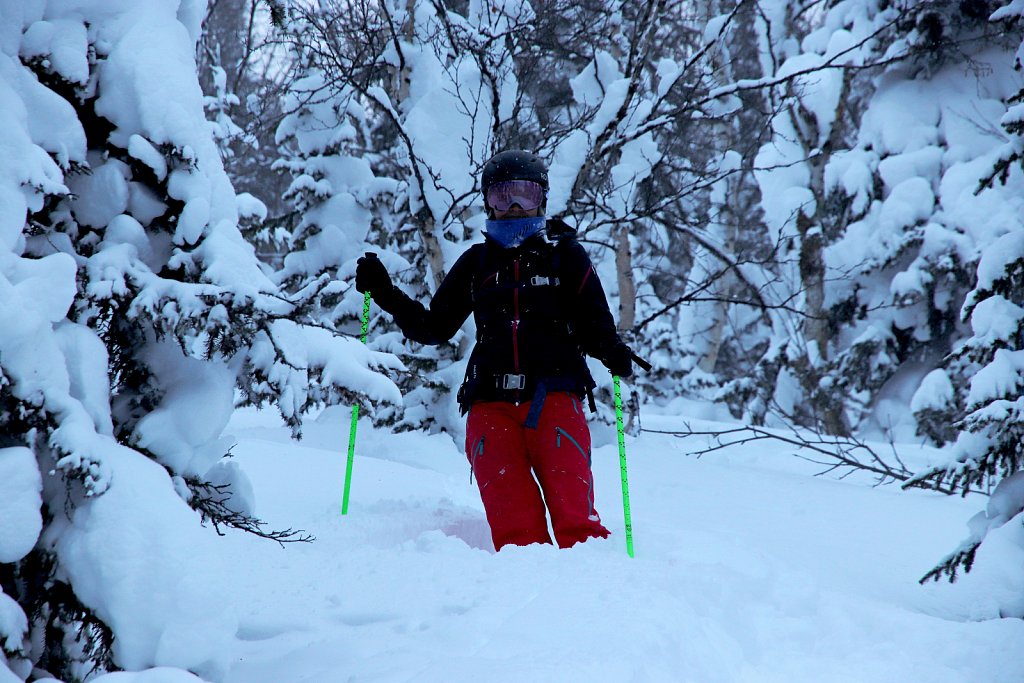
823 1 1023 443
272 67 415 426
197 0 294 223
905 3 1024 611
982 1 1024 190
908 227 1024 601
728 0 1018 440
1 1 400 680
851 2 1023 445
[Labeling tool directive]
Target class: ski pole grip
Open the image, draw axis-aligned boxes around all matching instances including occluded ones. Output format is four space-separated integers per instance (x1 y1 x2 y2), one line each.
630 351 652 373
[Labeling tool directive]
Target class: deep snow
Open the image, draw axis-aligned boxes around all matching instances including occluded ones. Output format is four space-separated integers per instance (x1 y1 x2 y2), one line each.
191 399 1024 683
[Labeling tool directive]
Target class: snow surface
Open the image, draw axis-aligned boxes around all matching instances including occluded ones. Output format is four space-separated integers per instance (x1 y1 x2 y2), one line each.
0 448 41 564
92 671 207 683
104 400 1023 683
52 442 238 679
0 589 28 671
909 369 954 413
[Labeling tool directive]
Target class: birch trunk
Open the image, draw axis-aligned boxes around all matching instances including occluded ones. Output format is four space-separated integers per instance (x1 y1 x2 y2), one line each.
614 225 636 332
418 208 446 291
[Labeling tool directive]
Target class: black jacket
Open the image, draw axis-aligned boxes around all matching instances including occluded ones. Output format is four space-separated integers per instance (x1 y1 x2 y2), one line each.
379 219 624 415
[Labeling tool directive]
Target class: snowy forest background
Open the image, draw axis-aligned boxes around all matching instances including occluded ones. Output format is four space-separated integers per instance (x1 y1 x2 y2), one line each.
1 0 1023 680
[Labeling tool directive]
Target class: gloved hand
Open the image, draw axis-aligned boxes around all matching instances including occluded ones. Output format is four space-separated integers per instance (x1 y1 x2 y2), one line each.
355 253 395 303
603 342 634 378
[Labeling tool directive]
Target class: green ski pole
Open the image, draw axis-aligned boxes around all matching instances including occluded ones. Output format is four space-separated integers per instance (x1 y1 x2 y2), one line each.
613 375 635 558
342 290 372 515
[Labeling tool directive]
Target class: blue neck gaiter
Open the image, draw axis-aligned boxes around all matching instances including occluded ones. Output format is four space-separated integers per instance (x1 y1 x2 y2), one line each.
484 216 547 248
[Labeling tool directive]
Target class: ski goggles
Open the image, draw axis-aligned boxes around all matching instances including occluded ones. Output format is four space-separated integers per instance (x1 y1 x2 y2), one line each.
485 179 546 212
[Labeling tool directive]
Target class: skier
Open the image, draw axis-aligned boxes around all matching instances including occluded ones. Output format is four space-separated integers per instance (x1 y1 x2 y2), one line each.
355 150 636 551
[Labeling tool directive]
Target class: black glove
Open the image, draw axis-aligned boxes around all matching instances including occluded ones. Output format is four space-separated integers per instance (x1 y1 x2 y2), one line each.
603 342 634 378
355 253 395 304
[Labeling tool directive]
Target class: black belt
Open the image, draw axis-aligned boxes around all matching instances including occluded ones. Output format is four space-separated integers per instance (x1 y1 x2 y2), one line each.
489 373 589 428
496 373 526 390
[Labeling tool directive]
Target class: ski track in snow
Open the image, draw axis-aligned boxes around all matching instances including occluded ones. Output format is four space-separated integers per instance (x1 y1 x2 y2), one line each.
212 407 1024 683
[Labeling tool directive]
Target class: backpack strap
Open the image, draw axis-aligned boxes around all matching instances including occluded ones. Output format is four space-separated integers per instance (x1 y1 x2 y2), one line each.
547 223 598 415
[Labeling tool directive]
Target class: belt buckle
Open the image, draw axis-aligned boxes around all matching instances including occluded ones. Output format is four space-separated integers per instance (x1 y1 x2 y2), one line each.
502 373 526 390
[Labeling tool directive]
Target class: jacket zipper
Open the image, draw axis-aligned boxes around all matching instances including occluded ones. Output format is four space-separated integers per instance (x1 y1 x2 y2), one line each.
555 427 588 461
555 426 594 516
512 258 521 401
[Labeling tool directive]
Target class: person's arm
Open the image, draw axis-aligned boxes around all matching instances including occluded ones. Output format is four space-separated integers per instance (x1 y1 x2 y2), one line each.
559 240 635 377
357 250 475 345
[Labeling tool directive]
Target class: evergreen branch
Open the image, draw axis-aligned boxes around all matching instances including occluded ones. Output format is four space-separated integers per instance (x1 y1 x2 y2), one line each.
919 541 980 585
184 476 315 546
263 0 288 29
8 550 118 681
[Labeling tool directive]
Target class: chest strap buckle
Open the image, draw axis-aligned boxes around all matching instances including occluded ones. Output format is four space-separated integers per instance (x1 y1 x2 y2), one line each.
530 275 559 286
501 373 526 390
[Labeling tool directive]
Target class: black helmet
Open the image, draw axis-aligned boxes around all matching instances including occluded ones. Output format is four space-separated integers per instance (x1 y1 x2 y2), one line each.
481 150 548 192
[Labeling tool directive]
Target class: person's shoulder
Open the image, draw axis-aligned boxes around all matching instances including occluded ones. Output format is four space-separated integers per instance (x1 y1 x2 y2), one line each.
450 240 503 281
546 218 590 263
453 241 487 265
546 217 578 243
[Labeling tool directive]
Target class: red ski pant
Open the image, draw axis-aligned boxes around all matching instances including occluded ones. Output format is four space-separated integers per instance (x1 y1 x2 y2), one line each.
465 393 611 551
